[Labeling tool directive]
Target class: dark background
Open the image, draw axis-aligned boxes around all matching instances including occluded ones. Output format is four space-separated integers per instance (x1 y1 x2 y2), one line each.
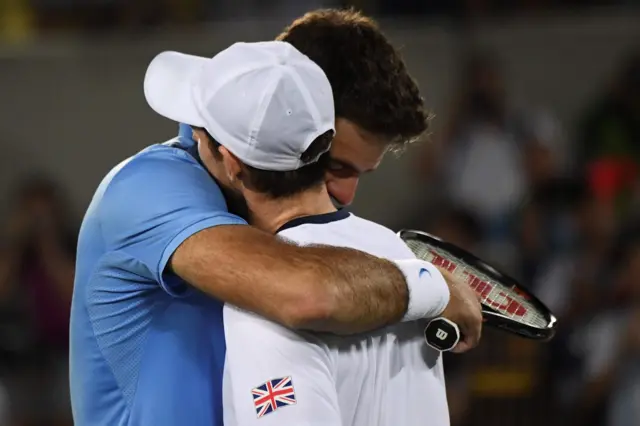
0 1 639 425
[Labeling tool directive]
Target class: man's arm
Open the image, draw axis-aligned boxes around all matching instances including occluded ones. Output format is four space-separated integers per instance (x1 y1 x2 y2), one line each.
101 147 457 336
171 225 408 333
222 305 343 426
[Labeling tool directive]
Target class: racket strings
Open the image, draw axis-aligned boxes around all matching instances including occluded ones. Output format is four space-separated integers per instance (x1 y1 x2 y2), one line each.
404 239 549 329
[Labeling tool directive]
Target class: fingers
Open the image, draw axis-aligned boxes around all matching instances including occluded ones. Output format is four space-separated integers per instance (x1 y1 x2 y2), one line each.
454 328 481 353
435 268 484 354
451 341 470 354
451 311 483 354
451 332 476 353
451 329 480 353
470 318 482 349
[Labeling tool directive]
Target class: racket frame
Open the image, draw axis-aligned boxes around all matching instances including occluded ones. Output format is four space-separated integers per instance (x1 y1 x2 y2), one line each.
399 229 557 341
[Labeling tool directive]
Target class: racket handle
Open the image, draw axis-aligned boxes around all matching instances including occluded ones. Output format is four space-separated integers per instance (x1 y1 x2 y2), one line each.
424 317 461 352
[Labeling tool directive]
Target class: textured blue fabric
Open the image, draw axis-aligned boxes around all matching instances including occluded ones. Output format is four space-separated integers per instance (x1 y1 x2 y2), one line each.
70 132 246 426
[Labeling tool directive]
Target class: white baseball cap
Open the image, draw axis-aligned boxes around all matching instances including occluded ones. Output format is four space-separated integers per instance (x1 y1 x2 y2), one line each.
144 41 335 171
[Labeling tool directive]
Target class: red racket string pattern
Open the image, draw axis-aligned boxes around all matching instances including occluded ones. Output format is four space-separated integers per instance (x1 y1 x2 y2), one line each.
399 229 557 342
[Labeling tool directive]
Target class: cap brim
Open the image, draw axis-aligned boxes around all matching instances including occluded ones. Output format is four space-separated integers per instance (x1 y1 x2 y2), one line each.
144 51 208 127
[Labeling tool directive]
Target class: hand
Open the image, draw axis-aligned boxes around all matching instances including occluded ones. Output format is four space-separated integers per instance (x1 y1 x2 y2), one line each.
437 267 483 353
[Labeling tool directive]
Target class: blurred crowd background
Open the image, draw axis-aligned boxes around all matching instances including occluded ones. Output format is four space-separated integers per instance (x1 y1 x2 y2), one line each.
0 1 639 426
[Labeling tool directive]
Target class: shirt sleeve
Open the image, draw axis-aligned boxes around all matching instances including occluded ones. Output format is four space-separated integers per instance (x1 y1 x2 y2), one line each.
222 305 342 426
98 145 246 296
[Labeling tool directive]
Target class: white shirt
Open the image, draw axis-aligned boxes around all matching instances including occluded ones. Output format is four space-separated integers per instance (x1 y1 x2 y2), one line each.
222 210 449 426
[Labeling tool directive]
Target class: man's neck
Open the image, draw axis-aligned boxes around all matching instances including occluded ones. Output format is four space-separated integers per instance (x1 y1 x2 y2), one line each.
245 186 337 234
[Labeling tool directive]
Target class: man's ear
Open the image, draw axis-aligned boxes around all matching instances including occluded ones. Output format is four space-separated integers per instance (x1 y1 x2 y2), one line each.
218 146 243 184
192 128 206 144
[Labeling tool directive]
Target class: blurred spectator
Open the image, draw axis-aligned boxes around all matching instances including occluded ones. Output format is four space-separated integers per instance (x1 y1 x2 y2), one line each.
0 176 76 426
577 51 640 216
564 236 640 426
420 52 523 221
428 207 483 253
516 180 621 422
417 50 561 271
517 179 610 320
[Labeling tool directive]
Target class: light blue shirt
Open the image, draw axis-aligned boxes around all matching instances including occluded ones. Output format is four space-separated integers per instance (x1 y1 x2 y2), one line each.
69 127 246 425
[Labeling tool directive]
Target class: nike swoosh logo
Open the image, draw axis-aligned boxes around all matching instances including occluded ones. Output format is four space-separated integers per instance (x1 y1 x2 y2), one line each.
419 268 431 278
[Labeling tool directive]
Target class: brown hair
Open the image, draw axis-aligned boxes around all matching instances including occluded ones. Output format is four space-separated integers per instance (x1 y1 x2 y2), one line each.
198 127 334 198
242 131 334 198
277 9 430 149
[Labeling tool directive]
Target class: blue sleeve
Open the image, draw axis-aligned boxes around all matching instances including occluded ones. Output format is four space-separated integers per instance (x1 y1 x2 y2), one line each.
99 146 247 296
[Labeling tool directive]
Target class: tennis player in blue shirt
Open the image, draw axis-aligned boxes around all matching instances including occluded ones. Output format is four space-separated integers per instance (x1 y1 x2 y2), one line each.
70 11 482 426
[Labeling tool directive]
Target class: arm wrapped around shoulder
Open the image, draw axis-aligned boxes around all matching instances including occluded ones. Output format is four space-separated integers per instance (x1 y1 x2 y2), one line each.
170 224 412 334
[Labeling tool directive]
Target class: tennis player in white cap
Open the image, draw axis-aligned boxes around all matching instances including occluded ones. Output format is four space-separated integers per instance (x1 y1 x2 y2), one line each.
143 40 456 425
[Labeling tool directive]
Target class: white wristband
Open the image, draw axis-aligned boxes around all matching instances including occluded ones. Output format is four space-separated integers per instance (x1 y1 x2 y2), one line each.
393 259 450 322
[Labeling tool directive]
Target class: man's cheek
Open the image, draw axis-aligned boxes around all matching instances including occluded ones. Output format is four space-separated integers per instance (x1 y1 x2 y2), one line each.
326 177 359 206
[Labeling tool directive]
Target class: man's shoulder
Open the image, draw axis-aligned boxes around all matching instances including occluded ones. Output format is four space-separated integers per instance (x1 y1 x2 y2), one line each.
346 215 415 257
282 213 414 260
336 213 404 245
344 214 399 238
80 134 230 241
95 136 207 199
125 136 201 173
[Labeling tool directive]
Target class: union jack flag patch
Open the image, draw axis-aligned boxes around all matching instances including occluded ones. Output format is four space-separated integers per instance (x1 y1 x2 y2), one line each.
251 376 296 418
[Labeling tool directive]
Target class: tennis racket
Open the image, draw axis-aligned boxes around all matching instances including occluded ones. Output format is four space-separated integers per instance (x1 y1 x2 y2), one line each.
399 229 557 352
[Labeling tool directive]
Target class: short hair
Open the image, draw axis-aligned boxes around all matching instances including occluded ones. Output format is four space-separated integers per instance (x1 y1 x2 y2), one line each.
242 131 334 198
277 9 429 150
197 127 334 198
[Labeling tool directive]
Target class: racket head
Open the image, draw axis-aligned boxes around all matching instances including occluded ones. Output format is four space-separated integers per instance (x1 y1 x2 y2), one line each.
399 229 557 341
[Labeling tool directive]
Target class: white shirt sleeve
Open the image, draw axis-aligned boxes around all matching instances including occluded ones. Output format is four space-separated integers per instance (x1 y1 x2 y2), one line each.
223 305 342 426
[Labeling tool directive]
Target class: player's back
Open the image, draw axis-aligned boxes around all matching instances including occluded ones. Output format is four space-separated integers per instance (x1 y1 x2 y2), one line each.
280 211 449 426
